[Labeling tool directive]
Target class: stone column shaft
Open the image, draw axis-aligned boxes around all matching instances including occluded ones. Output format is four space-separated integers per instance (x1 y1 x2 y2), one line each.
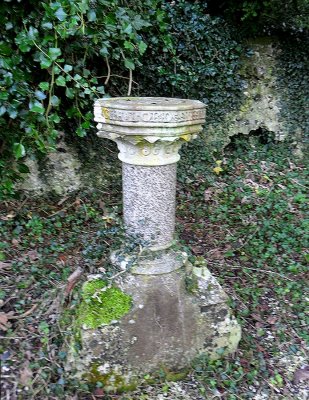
123 163 176 250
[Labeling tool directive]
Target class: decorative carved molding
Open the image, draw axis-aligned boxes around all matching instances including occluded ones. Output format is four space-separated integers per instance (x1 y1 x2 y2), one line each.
94 97 206 166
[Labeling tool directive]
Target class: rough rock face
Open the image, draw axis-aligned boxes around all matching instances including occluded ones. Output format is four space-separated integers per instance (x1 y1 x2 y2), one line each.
17 134 120 196
206 41 285 149
68 265 241 392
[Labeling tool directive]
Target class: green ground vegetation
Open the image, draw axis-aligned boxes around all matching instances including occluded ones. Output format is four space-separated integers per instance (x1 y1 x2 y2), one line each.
0 134 307 399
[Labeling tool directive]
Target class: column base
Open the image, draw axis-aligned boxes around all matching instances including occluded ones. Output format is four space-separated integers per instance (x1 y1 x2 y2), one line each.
110 246 188 275
66 262 241 393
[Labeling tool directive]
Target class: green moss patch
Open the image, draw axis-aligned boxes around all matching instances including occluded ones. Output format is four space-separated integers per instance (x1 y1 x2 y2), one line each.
78 279 132 329
87 364 138 393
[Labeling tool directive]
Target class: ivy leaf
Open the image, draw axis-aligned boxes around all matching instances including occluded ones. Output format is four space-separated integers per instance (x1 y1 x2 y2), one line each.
35 90 47 100
40 56 52 69
0 106 6 116
50 95 60 106
124 41 134 51
8 108 18 119
99 46 109 56
76 127 87 137
87 10 96 22
63 64 73 72
49 113 60 123
39 82 49 91
48 47 61 61
42 22 53 29
65 87 74 99
29 101 45 114
96 86 105 93
15 32 31 52
132 15 152 30
55 7 67 22
124 58 135 70
27 26 39 40
55 76 66 86
18 163 30 173
82 120 90 128
13 143 26 159
138 41 147 55
123 24 133 35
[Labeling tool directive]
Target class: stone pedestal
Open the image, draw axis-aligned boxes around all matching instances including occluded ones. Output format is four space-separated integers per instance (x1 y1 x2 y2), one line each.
68 98 241 392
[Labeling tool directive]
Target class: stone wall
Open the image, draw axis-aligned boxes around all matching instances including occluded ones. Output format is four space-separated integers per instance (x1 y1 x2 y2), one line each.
18 39 307 197
18 133 121 197
206 38 308 153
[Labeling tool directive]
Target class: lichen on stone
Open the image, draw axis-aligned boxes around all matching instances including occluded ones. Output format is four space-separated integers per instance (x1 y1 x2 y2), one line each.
87 363 138 393
77 279 132 329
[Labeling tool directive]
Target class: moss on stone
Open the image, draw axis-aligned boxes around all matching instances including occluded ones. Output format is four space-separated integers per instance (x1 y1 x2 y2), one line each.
77 279 132 329
87 363 138 393
164 368 189 382
86 362 189 393
185 274 199 294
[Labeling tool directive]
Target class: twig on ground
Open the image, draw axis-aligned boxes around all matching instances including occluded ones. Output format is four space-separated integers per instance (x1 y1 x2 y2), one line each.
65 267 83 296
47 201 78 217
229 265 294 281
9 304 38 320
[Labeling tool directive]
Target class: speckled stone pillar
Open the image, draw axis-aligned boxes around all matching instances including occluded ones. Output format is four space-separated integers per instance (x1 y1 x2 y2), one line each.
67 98 241 392
122 163 176 250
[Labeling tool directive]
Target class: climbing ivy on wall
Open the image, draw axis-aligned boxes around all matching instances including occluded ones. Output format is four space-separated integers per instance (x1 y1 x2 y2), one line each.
0 0 170 197
137 1 246 123
275 36 309 146
206 0 309 35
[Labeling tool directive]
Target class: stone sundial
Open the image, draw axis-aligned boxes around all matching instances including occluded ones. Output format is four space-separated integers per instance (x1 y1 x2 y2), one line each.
69 97 241 392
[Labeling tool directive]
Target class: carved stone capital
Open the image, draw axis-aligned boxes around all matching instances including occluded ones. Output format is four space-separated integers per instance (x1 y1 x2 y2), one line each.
94 97 206 166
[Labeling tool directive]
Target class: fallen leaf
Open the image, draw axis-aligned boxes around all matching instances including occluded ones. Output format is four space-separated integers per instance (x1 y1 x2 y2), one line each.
57 196 69 206
74 198 81 207
98 200 106 211
213 166 223 175
20 362 33 386
0 313 8 325
65 267 83 295
293 366 309 384
26 250 39 261
256 344 266 352
251 313 263 322
267 316 278 324
0 261 11 269
0 350 11 361
0 212 16 221
191 246 203 255
204 188 214 201
58 254 67 264
93 387 105 397
0 312 13 331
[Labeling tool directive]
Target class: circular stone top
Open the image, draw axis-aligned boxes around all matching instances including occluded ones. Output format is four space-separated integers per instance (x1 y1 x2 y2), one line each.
95 97 205 111
94 97 206 131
